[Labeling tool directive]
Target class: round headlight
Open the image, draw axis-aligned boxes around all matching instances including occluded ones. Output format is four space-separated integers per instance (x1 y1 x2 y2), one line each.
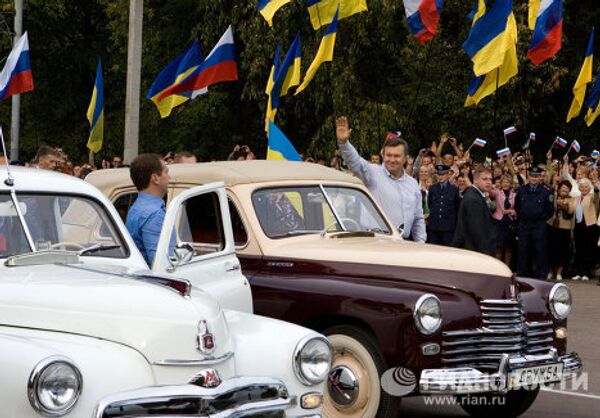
414 294 442 335
293 335 333 386
549 283 572 320
28 356 82 416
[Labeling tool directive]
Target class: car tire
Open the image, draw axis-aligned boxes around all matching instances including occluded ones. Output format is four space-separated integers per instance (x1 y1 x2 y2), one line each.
323 325 400 418
457 388 540 418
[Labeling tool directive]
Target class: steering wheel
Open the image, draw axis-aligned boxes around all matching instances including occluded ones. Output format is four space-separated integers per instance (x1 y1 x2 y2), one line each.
49 242 86 251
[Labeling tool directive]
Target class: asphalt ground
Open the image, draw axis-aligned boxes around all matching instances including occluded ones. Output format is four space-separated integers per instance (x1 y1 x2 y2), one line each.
401 280 600 417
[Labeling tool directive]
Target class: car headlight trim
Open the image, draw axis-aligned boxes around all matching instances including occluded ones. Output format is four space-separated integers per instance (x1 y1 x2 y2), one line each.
414 294 443 335
28 356 82 416
293 334 333 386
549 283 572 320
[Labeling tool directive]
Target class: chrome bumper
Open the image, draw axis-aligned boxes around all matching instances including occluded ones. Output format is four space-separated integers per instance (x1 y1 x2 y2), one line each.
94 376 315 418
419 350 582 395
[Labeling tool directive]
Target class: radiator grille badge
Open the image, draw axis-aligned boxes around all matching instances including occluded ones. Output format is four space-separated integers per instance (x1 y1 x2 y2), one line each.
190 368 221 388
197 320 216 355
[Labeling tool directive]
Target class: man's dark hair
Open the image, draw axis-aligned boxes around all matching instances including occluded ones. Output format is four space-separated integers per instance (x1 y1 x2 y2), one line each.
558 180 572 191
382 137 409 155
130 153 164 191
34 145 59 162
472 167 492 180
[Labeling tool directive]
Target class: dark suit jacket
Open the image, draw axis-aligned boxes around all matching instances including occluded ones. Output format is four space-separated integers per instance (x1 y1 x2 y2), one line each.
427 182 461 232
452 187 496 256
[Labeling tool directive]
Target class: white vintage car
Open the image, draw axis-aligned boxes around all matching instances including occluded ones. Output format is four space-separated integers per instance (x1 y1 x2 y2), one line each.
0 166 331 418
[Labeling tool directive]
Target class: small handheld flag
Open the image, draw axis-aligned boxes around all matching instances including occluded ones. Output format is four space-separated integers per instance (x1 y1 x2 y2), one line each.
571 140 581 153
473 138 487 147
267 121 302 161
497 147 511 157
592 150 600 159
555 136 568 147
529 132 536 142
503 126 517 136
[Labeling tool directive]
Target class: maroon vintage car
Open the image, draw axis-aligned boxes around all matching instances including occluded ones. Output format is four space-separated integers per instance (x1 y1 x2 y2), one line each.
90 161 582 418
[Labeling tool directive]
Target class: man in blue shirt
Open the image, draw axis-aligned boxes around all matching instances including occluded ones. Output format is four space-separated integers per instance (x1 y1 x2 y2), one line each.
336 116 426 242
126 153 171 265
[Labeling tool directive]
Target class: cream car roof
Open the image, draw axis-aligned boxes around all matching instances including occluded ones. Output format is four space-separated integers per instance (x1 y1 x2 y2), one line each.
87 160 362 193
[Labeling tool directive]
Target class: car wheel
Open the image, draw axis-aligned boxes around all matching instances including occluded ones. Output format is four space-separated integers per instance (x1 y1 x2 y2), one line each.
323 325 399 418
457 388 540 418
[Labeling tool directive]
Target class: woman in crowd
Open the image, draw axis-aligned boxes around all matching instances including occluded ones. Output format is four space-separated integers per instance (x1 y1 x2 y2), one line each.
572 177 600 281
489 174 516 265
547 181 577 281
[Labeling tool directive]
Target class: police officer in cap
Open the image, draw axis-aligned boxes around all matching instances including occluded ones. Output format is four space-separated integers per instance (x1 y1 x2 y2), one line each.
427 164 461 245
515 166 554 278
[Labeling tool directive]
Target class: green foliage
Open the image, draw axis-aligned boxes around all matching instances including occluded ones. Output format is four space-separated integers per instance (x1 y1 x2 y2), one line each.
0 0 598 164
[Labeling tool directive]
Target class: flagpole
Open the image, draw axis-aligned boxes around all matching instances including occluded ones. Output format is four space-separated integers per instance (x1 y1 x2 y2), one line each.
547 141 556 155
493 67 500 141
9 0 23 161
405 40 434 140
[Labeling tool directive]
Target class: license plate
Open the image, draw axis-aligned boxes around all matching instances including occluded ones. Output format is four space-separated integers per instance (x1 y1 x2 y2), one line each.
509 363 563 389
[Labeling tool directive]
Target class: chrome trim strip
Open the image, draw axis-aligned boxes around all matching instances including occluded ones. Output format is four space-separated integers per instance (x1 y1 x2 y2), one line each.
94 377 293 418
153 351 234 366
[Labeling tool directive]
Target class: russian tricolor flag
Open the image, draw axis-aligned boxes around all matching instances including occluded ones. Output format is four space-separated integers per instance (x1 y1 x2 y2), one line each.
158 26 237 101
527 0 563 66
571 140 581 153
503 126 517 136
403 0 446 44
555 136 568 147
497 147 511 157
473 138 487 147
529 132 536 142
0 32 33 101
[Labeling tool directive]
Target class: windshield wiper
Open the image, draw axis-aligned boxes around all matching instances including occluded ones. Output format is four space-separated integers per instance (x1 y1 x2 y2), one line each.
270 230 321 239
79 244 122 256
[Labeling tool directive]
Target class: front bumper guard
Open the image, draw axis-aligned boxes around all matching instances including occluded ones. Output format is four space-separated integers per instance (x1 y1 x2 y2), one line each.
419 350 582 395
94 376 319 418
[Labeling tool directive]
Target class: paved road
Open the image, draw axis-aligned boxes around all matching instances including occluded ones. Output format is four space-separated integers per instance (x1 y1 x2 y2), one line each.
401 280 600 417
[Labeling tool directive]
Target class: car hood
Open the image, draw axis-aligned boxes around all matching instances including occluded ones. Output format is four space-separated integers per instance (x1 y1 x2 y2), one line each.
0 263 230 363
260 234 514 298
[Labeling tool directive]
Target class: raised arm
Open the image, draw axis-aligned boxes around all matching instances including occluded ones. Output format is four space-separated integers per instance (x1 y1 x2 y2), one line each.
336 116 373 185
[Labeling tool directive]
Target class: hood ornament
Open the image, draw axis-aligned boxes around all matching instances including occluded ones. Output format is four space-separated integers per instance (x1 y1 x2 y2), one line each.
197 320 216 355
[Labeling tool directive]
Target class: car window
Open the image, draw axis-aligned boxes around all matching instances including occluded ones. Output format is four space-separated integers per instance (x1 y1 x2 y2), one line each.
0 194 30 257
252 186 391 238
228 199 248 247
114 192 138 223
7 193 128 257
176 192 225 256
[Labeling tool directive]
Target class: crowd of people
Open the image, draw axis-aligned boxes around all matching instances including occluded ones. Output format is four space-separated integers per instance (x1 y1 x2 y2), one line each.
3 122 599 281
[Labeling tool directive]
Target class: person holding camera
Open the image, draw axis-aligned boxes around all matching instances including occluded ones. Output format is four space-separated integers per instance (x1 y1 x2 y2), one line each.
547 181 577 281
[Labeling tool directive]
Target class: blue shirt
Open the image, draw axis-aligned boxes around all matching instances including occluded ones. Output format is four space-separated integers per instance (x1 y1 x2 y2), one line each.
339 141 426 243
126 192 172 265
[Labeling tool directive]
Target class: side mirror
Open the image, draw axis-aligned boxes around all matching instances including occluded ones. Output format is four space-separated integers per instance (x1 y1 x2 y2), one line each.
167 242 195 272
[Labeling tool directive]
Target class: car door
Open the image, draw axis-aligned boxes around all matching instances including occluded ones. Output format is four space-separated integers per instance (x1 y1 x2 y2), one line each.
153 182 252 313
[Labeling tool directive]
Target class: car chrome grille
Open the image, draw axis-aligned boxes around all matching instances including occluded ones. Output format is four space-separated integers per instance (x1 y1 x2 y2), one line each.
442 299 555 371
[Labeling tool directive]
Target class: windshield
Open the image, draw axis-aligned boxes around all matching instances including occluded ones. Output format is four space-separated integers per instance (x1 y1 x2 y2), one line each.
252 186 391 238
0 193 127 258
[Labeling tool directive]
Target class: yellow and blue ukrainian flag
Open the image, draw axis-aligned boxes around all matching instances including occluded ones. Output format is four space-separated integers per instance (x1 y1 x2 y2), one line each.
267 121 302 161
258 0 291 27
295 8 338 95
86 59 104 153
265 34 301 131
584 68 600 126
567 27 594 123
464 0 518 107
528 0 541 30
462 0 516 78
306 0 367 30
146 41 203 118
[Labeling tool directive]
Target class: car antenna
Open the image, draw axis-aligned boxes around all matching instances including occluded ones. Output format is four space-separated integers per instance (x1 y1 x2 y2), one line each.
0 125 14 186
